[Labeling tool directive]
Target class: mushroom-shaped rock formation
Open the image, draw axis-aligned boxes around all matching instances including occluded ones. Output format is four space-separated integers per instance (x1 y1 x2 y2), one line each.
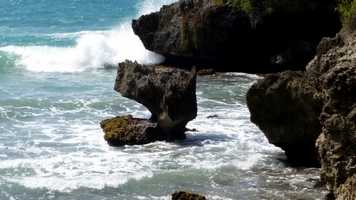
101 60 197 146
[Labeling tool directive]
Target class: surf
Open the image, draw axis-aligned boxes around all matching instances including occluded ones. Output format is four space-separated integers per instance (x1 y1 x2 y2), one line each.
0 0 176 73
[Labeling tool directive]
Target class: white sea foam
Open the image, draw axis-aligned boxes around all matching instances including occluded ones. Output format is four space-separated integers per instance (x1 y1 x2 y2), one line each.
0 97 278 192
0 23 162 72
0 0 176 73
3 153 155 192
0 71 326 198
1 25 162 72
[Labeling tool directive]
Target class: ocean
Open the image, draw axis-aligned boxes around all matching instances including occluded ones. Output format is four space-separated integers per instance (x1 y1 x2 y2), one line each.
0 0 326 199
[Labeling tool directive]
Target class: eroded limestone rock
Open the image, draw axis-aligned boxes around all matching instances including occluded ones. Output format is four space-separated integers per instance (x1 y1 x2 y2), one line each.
101 60 197 146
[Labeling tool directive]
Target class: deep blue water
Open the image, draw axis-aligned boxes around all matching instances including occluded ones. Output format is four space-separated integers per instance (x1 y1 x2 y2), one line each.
0 1 326 199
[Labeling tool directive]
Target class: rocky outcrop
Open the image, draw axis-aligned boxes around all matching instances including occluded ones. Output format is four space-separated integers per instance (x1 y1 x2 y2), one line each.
100 115 161 146
115 60 197 140
334 175 356 200
172 191 206 200
132 0 340 72
246 71 323 166
247 32 356 198
101 61 197 146
312 34 356 200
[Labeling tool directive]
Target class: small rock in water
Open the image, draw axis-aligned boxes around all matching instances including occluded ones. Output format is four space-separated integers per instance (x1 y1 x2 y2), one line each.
100 115 162 146
207 114 218 119
172 191 206 200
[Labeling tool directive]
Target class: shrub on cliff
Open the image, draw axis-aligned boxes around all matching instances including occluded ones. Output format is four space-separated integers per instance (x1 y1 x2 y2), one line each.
223 0 356 31
337 0 356 30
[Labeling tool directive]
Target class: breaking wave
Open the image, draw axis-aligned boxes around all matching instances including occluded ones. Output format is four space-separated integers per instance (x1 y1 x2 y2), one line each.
0 0 176 72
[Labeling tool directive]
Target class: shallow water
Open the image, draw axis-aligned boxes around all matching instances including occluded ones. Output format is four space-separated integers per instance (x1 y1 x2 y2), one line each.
0 70 327 200
0 0 326 199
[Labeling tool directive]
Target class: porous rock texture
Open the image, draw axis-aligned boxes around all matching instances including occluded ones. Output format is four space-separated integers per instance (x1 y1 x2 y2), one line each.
101 60 197 146
313 33 356 200
100 115 160 146
247 32 356 198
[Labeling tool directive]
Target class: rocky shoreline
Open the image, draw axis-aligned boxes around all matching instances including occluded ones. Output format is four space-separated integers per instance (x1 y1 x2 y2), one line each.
247 32 356 199
100 0 355 199
247 70 324 167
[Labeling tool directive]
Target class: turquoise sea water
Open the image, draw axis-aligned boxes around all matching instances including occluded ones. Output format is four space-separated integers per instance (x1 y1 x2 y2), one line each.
0 1 326 199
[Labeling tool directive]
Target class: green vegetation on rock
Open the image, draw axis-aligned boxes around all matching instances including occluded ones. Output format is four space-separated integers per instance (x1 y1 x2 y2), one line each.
337 0 356 29
212 0 252 13
100 115 160 146
101 116 131 142
213 0 323 16
228 0 253 13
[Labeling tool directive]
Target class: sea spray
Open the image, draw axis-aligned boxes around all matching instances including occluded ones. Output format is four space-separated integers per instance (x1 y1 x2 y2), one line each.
0 0 176 73
0 24 163 72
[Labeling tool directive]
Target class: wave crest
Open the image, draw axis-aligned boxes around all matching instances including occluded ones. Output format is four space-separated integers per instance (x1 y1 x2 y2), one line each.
0 0 177 73
0 24 163 73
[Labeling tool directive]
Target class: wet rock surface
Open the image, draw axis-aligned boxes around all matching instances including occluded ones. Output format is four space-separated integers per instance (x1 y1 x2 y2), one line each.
100 115 161 146
172 191 206 200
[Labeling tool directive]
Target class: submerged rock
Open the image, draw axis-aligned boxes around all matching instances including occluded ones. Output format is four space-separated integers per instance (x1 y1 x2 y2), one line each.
172 191 206 200
132 0 340 72
100 61 197 146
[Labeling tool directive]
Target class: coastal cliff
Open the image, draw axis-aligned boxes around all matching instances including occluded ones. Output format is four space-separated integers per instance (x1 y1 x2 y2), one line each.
132 0 340 72
246 70 324 166
101 0 356 199
314 33 356 200
247 7 356 199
